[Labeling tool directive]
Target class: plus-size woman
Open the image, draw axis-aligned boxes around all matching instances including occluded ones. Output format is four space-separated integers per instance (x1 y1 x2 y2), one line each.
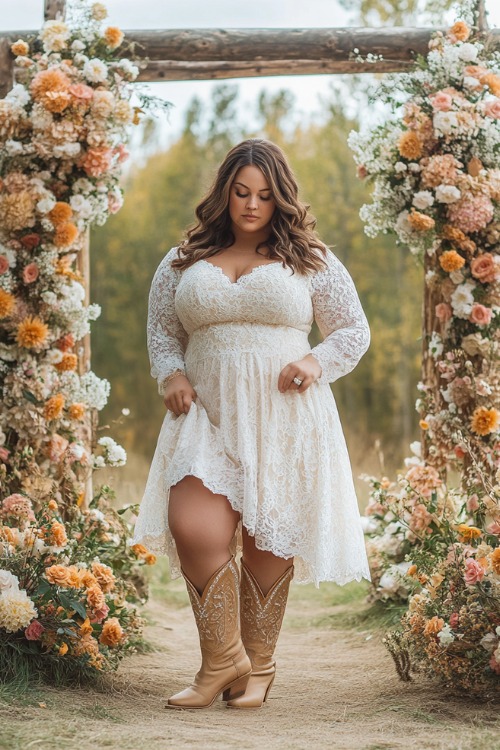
132 138 371 710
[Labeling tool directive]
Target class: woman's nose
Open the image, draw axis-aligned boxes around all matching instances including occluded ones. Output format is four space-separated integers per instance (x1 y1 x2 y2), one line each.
246 195 258 209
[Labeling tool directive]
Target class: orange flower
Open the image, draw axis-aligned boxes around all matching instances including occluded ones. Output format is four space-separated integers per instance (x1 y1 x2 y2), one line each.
67 566 84 588
48 499 58 511
45 564 71 586
447 21 470 42
439 250 465 272
68 403 86 420
482 73 500 97
0 527 17 544
48 202 73 226
145 553 157 565
16 315 49 349
80 570 98 589
55 353 78 372
398 130 423 159
0 289 15 318
55 333 75 351
104 26 124 49
131 543 148 557
44 393 65 421
99 617 125 647
50 521 68 547
491 548 500 576
470 406 500 436
407 564 418 577
11 40 29 56
419 419 429 430
408 209 435 232
30 68 70 101
54 222 78 248
424 616 444 637
91 562 115 593
456 524 482 540
86 584 106 611
79 617 93 636
58 642 69 655
43 91 71 113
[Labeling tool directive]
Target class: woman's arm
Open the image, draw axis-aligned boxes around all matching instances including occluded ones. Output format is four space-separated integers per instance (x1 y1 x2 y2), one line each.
309 249 371 384
147 247 189 395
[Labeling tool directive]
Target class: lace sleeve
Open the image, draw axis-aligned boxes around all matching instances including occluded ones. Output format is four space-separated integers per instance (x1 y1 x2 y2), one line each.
309 249 370 384
147 246 188 395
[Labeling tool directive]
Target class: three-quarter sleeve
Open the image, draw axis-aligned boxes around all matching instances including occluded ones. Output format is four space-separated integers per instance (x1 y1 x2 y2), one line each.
309 249 370 384
147 246 188 395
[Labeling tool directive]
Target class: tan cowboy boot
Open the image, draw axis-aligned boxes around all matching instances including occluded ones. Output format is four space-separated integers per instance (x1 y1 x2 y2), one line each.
165 556 251 709
226 559 294 709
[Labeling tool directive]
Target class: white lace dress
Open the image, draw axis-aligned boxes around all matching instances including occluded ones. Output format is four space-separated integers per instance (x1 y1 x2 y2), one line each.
132 246 372 586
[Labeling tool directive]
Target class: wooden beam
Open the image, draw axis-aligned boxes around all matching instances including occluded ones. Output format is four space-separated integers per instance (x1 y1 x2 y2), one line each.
0 38 13 99
123 26 500 63
138 58 415 81
44 0 66 21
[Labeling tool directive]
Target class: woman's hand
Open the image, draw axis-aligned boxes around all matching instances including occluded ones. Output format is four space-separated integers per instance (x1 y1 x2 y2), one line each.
278 354 322 394
163 374 197 416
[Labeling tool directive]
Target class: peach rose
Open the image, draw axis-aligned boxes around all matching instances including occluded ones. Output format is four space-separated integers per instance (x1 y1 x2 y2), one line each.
22 262 39 284
47 434 69 462
430 91 453 111
464 558 485 585
470 253 498 283
0 256 9 274
469 303 492 327
25 619 44 640
484 99 500 119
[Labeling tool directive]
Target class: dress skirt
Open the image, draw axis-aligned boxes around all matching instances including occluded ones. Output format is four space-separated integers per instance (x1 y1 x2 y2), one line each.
132 320 371 586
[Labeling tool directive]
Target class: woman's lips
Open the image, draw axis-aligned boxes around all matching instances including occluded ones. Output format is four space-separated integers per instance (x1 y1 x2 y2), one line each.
242 215 258 221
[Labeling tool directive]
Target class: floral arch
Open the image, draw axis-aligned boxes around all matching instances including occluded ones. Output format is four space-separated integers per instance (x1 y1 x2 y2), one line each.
0 0 498 696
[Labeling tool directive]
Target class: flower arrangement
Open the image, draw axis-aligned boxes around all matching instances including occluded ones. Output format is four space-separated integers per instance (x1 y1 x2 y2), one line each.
349 9 500 694
0 1 168 681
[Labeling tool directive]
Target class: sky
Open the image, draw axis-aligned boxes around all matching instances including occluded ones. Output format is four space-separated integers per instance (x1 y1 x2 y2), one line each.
2 0 500 144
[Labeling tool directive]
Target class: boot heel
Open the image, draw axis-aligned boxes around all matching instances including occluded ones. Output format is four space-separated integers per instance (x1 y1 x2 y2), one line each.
222 672 250 702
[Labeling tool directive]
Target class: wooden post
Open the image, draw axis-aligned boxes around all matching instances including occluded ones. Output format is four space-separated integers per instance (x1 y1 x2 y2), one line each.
44 0 66 21
0 38 13 99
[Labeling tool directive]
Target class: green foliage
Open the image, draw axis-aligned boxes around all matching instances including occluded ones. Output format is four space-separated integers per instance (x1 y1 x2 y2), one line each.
91 84 422 468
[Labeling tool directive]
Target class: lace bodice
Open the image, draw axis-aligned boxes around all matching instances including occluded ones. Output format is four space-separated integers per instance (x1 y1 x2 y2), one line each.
147 246 370 394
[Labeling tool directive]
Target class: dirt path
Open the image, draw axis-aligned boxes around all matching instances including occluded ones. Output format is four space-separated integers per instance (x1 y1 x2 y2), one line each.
1 580 498 750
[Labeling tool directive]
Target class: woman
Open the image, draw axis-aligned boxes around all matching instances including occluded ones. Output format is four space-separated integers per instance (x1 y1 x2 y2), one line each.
132 138 371 710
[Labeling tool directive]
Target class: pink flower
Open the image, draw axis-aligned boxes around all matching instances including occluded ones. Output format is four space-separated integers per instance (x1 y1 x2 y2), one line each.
22 262 39 284
0 447 10 462
486 519 500 535
47 434 69 462
435 302 452 322
79 147 113 177
69 83 94 101
469 303 492 327
466 493 480 512
449 612 459 628
430 91 453 111
470 253 498 283
113 143 129 164
89 603 109 624
25 619 45 640
454 444 466 460
484 99 500 118
489 651 500 675
357 165 368 179
464 557 485 586
447 194 494 234
0 256 9 274
108 192 123 214
2 493 35 521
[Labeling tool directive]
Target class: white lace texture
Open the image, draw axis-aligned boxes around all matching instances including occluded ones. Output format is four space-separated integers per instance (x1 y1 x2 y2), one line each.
133 247 372 586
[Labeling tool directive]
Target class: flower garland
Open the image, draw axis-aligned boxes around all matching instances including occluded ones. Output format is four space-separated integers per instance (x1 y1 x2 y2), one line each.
349 12 500 695
0 1 167 679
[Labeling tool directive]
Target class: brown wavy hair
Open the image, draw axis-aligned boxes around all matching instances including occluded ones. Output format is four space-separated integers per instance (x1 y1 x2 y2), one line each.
171 138 329 275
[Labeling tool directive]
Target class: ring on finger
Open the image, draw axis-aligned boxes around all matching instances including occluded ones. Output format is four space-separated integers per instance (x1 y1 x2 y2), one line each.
293 376 303 386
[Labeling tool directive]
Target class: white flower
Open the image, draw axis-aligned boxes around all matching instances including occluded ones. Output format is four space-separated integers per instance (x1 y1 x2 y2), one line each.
409 441 421 458
451 281 475 319
83 58 108 83
45 348 64 364
40 20 70 52
449 269 464 284
480 632 497 652
360 516 380 534
433 111 459 136
0 570 20 592
395 161 408 173
408 162 422 173
5 140 23 156
412 191 434 209
71 40 86 52
0 588 38 632
87 303 101 321
93 455 106 468
457 43 479 62
437 624 455 646
5 83 30 107
435 185 461 203
73 53 89 67
36 197 56 214
70 194 93 218
88 508 106 522
429 332 443 358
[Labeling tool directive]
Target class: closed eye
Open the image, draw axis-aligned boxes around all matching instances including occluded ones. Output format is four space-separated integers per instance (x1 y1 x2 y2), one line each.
235 191 272 201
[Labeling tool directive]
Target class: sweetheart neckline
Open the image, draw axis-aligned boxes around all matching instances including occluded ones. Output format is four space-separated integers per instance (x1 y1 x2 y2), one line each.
198 258 283 285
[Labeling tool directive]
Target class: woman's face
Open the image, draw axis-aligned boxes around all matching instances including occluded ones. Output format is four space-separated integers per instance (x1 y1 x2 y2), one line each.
228 165 276 236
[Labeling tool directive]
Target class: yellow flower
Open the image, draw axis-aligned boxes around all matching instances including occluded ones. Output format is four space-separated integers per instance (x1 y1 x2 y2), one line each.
0 289 16 318
456 524 482 540
470 406 500 436
91 2 108 20
16 316 49 349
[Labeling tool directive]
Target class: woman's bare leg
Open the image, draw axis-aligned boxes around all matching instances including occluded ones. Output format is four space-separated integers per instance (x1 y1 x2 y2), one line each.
241 526 294 596
168 475 240 594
